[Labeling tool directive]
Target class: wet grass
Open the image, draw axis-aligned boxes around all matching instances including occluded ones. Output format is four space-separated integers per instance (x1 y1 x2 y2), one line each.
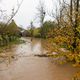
0 38 25 64
0 38 25 54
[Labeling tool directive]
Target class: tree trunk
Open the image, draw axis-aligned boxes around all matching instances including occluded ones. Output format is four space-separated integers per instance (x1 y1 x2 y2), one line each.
72 0 79 52
70 0 73 25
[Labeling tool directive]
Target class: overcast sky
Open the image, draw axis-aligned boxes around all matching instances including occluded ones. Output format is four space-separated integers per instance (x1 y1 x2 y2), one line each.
0 0 56 29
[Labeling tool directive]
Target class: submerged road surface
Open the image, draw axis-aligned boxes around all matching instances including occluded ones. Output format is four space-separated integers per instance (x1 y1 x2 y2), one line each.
0 38 79 80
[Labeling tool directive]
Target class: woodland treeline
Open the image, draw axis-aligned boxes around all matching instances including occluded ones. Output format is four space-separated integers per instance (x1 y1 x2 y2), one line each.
25 0 80 67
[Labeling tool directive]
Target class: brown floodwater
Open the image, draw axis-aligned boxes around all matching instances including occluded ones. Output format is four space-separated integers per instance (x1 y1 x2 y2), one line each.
0 37 80 80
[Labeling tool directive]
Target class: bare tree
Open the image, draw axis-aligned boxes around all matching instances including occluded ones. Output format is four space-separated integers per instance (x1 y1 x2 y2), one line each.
72 0 80 52
6 0 24 25
37 0 46 37
30 21 34 41
49 0 66 28
0 0 24 34
70 0 73 25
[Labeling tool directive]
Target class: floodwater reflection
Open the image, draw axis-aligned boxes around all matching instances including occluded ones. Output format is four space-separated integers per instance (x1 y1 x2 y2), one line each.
15 38 46 57
0 37 80 80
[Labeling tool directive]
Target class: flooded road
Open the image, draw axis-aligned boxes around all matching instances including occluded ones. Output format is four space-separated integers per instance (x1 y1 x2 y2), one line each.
0 38 80 80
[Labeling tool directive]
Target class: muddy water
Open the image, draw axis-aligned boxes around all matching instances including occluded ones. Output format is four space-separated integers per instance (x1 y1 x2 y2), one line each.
0 38 80 80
